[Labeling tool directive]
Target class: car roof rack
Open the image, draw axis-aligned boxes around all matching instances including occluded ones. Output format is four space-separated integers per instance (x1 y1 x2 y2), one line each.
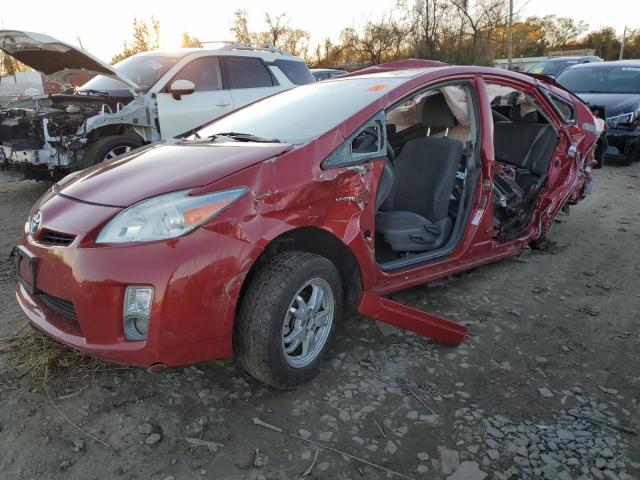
200 40 290 55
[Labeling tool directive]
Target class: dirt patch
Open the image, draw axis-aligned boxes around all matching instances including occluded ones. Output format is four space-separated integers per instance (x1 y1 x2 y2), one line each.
0 165 639 480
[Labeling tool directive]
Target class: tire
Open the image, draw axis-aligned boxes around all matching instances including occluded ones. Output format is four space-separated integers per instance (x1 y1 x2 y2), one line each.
81 135 143 169
236 251 343 389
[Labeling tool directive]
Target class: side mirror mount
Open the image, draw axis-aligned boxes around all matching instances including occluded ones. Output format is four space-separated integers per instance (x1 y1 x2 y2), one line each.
170 79 195 100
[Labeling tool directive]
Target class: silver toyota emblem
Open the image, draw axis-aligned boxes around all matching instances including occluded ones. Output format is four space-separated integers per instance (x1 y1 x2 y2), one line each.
29 210 42 236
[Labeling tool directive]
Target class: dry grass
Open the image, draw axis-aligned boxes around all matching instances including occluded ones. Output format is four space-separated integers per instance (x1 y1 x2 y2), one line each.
3 325 106 382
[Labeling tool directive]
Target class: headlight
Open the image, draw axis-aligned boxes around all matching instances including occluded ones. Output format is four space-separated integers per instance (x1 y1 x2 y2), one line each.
606 110 638 128
96 187 247 244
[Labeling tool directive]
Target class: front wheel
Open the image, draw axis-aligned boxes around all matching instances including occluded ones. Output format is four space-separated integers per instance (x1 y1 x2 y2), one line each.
81 135 143 169
236 251 343 389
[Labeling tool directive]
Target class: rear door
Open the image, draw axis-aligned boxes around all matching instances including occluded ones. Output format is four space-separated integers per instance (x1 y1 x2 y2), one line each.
156 56 233 139
222 56 284 109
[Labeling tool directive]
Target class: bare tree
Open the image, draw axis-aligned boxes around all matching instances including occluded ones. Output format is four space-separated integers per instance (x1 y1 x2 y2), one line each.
0 52 30 76
539 15 589 49
230 10 310 57
230 10 255 45
111 17 160 63
181 33 203 48
340 15 407 65
451 0 509 63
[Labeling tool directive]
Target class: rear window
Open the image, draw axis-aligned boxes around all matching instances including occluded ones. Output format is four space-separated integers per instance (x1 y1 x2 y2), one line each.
224 57 274 89
274 59 314 85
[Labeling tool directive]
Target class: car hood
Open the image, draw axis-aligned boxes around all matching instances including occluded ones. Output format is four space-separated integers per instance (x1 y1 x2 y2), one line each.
56 141 293 208
0 30 139 89
576 93 640 116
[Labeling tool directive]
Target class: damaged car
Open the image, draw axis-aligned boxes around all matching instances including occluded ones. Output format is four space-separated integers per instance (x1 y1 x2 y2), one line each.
0 30 313 179
15 59 597 389
556 60 640 166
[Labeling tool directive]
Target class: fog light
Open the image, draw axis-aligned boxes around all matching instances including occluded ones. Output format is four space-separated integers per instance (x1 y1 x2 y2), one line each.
123 286 153 340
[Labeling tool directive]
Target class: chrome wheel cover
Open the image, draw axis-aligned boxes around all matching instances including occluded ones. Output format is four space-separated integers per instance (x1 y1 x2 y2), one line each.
282 278 334 368
103 145 133 161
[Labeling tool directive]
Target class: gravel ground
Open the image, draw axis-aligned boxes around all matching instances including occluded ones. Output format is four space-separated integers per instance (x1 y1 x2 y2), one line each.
0 164 638 480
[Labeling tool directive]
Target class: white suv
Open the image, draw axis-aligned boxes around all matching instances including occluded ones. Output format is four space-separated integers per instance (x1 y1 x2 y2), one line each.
0 30 313 179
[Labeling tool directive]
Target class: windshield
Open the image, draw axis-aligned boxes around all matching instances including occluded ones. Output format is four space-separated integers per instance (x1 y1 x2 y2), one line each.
192 77 405 143
80 55 180 93
529 59 578 76
556 65 640 94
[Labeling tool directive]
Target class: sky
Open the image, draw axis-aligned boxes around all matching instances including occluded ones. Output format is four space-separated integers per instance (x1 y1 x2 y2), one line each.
0 0 638 62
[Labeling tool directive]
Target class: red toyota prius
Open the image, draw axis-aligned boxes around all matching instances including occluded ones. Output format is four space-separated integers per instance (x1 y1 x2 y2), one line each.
15 60 598 389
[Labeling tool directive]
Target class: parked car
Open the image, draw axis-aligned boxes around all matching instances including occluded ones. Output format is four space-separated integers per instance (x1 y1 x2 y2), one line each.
311 68 347 81
0 30 313 179
556 60 640 165
528 55 603 78
15 60 598 389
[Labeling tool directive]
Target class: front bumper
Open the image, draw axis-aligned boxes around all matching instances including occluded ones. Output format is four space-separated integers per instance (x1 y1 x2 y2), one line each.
604 127 640 162
15 202 262 367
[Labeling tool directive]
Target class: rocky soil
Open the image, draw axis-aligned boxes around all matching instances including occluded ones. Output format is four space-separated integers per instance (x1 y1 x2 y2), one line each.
0 163 638 480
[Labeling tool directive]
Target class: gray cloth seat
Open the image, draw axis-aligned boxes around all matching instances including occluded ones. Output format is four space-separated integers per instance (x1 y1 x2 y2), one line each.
390 92 455 146
376 94 464 252
493 106 559 184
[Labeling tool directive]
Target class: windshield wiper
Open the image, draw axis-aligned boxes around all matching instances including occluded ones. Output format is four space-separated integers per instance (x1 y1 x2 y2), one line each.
77 88 110 97
208 132 281 143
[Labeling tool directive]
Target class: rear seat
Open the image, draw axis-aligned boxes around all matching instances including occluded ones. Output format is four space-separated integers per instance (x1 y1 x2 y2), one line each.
493 107 559 186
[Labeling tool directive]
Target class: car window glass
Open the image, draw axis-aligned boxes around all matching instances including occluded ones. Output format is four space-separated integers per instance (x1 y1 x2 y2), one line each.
172 57 221 91
193 77 404 143
225 57 273 88
274 59 314 85
556 66 640 94
80 55 179 93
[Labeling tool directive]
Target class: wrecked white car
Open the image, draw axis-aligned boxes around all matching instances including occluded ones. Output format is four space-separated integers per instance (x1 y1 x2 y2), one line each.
0 30 313 179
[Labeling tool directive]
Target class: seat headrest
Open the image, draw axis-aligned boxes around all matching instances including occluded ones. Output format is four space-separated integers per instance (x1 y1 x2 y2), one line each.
510 105 539 123
422 93 456 129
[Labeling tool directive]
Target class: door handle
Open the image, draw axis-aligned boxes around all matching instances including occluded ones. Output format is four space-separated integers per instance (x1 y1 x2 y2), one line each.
216 103 230 107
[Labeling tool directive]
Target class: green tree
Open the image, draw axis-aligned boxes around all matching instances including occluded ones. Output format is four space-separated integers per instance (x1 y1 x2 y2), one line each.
111 17 161 64
584 27 621 60
628 32 640 59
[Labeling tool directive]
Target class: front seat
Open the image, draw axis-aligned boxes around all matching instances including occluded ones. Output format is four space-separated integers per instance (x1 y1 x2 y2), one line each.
376 95 464 252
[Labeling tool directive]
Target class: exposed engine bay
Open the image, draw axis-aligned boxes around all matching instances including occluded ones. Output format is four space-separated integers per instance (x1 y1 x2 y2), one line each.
0 91 153 179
